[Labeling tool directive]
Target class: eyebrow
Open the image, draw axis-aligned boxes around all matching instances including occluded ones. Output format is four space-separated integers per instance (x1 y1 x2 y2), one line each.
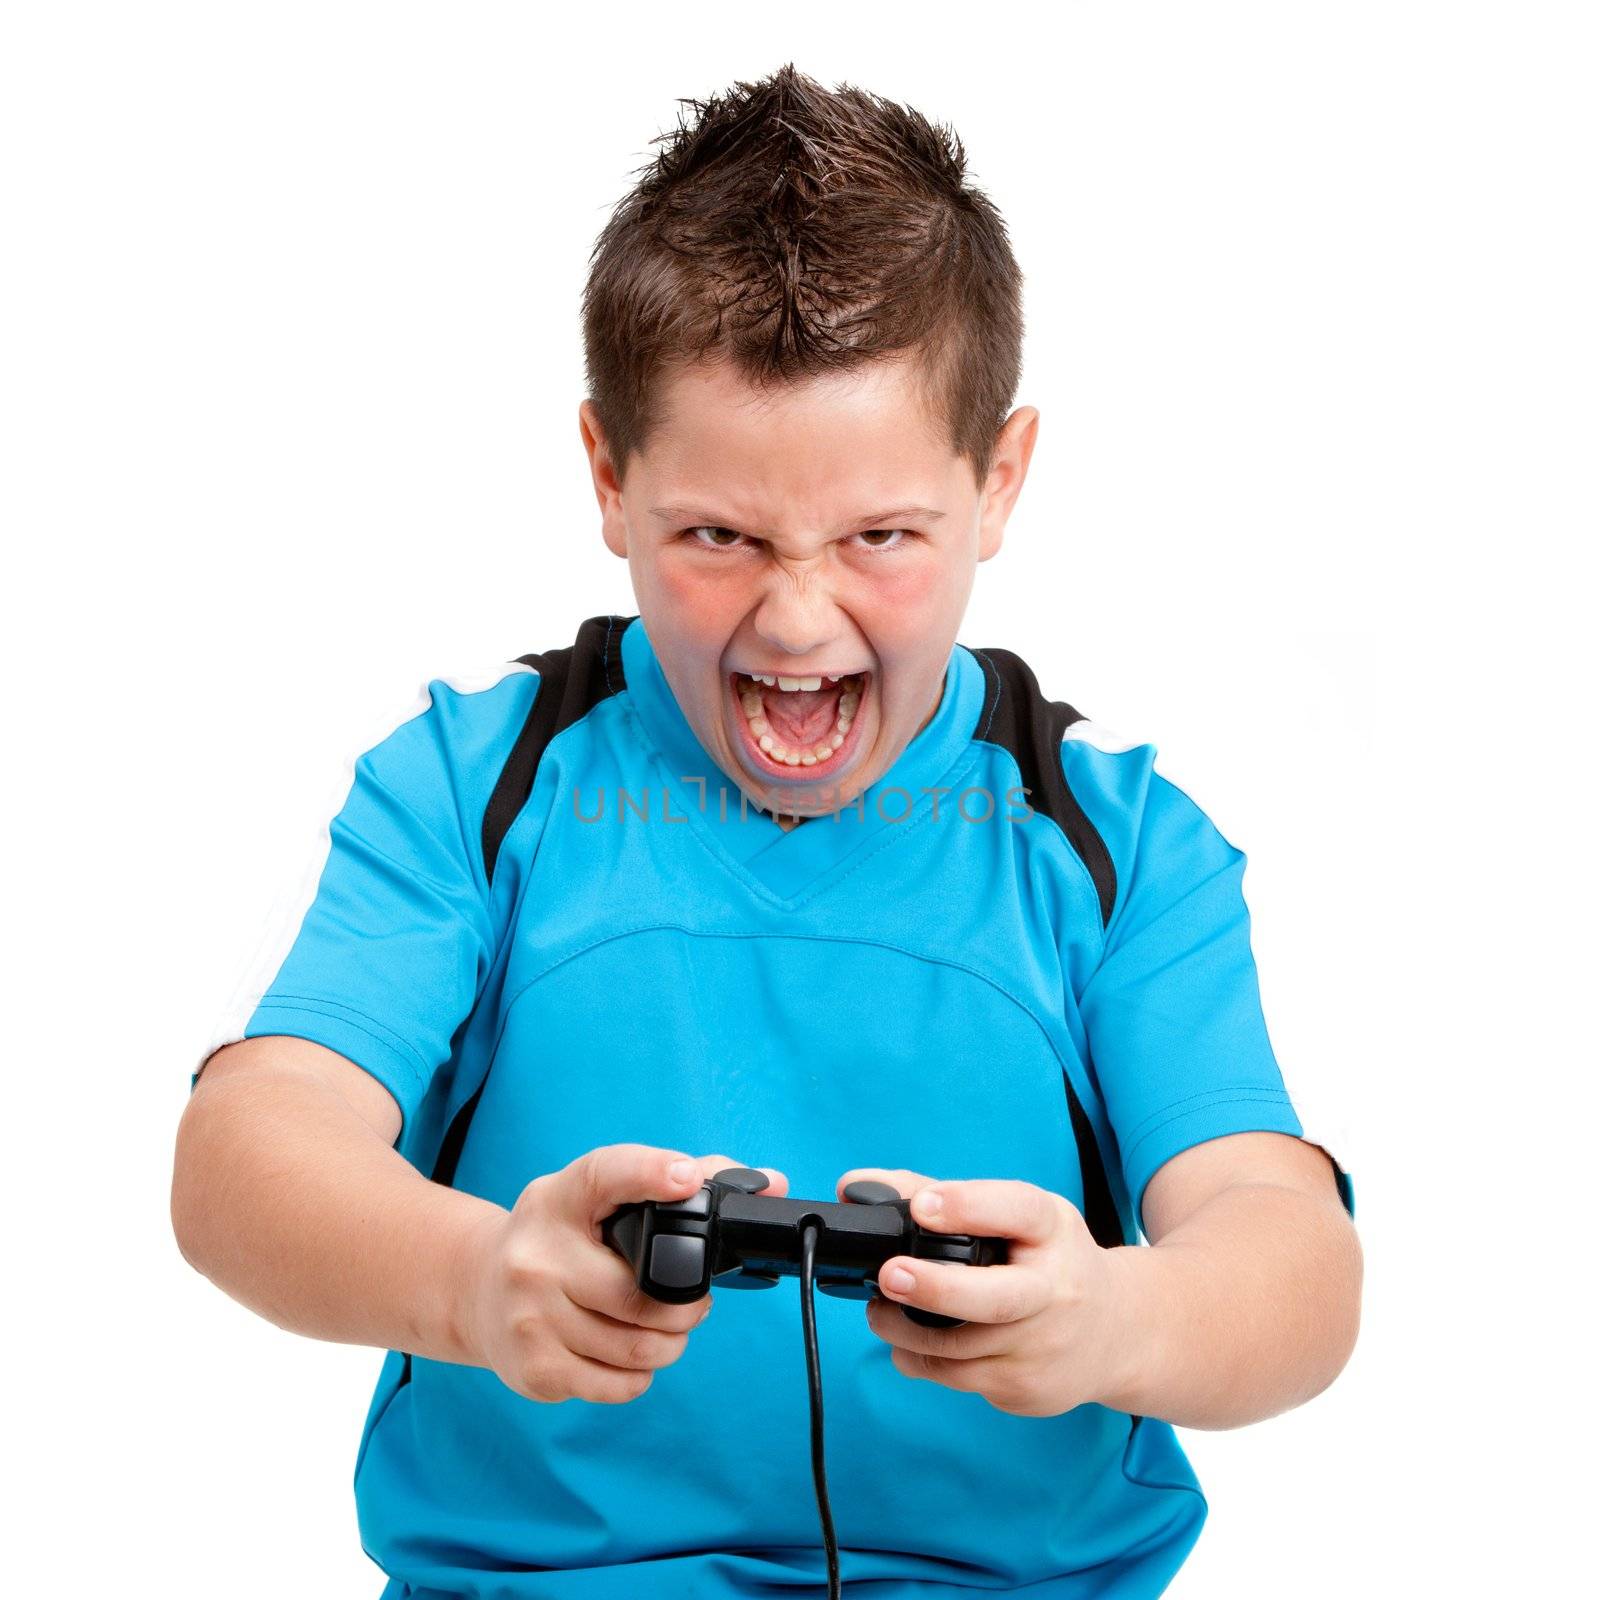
648 504 947 532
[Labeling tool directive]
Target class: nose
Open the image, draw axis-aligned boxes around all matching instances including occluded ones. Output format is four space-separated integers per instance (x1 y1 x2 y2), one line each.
751 566 844 660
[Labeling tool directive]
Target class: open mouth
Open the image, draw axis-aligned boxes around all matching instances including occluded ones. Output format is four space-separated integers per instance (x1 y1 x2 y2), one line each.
729 669 869 778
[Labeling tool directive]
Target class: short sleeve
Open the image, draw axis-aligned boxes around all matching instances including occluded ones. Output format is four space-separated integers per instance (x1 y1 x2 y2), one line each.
194 666 538 1139
1077 766 1353 1234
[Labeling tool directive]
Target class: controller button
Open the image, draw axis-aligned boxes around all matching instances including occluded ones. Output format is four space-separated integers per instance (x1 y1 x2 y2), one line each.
648 1234 706 1290
842 1180 902 1206
905 1306 965 1330
818 1281 876 1301
922 1238 978 1264
711 1166 770 1194
655 1188 711 1217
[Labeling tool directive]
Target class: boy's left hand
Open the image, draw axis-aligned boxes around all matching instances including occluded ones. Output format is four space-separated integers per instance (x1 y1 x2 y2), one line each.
835 1166 1128 1418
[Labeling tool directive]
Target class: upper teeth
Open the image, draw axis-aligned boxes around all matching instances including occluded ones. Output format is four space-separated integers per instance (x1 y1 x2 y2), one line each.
745 672 857 689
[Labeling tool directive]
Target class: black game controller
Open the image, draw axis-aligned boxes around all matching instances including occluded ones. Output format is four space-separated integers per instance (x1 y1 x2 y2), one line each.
601 1166 1010 1330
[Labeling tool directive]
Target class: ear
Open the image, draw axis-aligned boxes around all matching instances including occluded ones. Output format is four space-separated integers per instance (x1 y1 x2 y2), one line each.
579 399 629 559
977 406 1040 562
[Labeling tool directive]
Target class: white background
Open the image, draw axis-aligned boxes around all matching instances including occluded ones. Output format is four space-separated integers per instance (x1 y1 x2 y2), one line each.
4 3 1594 1594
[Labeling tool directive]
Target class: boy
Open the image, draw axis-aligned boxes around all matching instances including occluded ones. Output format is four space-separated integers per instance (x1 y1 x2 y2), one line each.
173 64 1360 1599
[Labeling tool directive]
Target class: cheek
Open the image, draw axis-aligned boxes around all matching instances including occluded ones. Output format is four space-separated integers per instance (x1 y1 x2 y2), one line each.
859 557 964 652
653 555 748 649
876 546 963 610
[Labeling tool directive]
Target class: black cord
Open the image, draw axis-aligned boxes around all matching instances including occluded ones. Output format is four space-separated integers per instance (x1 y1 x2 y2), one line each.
798 1221 841 1600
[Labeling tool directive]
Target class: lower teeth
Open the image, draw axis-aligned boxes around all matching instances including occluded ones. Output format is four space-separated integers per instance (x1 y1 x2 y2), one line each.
741 675 861 764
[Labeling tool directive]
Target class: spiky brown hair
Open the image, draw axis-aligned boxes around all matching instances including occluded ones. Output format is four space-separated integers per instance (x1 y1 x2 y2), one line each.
581 63 1024 489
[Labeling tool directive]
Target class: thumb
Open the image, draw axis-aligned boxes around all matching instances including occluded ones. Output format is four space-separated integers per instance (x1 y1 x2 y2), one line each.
834 1166 941 1203
557 1141 704 1226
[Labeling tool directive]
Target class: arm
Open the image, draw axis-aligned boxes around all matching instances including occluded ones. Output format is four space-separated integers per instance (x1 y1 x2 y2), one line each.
171 1036 504 1366
1099 1130 1361 1429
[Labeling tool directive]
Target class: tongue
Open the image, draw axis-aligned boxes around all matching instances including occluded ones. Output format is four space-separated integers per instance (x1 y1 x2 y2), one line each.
762 684 842 745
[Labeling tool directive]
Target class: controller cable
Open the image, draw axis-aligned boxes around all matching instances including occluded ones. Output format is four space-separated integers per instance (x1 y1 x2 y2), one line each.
798 1220 841 1600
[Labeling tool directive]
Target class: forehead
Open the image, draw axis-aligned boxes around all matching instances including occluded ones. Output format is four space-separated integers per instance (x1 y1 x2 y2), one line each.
639 355 963 525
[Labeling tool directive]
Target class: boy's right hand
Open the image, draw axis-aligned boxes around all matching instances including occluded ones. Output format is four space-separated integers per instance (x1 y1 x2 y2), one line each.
462 1143 787 1405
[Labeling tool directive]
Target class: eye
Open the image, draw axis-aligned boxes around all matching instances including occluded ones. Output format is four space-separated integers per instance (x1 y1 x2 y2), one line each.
683 524 916 553
852 528 912 551
685 525 753 551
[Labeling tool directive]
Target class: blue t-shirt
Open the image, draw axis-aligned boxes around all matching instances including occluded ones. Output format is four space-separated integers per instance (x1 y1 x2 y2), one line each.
196 613 1348 1599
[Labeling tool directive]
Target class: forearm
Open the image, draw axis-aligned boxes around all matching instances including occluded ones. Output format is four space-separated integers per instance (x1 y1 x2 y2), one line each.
1098 1181 1362 1429
172 1065 503 1366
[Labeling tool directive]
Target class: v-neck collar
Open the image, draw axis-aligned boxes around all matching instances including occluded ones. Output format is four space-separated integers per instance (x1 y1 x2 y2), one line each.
616 614 987 905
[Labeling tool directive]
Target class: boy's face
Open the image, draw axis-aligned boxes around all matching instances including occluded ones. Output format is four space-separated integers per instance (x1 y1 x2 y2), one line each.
580 355 1037 821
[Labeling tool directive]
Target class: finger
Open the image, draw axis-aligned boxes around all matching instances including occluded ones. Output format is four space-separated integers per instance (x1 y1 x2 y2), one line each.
889 1345 1012 1400
874 1255 1048 1328
572 1249 712 1333
559 1299 697 1373
905 1177 1066 1249
545 1349 657 1407
574 1195 711 1330
834 1166 939 1202
863 1294 1016 1359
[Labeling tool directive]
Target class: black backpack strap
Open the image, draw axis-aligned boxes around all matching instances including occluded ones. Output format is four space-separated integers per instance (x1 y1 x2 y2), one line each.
968 643 1127 1250
430 613 633 1190
971 646 1117 926
480 612 632 885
